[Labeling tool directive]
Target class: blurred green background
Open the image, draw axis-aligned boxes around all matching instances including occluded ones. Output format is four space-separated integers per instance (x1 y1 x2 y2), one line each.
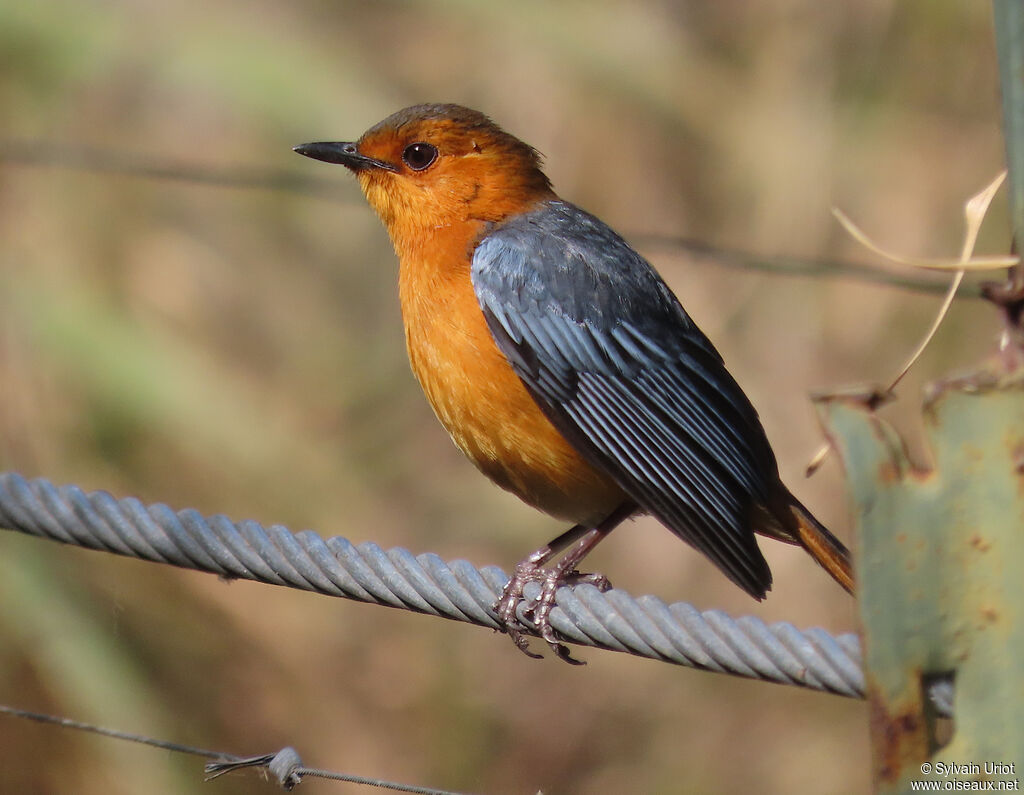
0 1 1009 793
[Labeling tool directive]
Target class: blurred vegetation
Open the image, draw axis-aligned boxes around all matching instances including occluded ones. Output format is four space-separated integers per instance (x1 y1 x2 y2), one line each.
0 1 1009 793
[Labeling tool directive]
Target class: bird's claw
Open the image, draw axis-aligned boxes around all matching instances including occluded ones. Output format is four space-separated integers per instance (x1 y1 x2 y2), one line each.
505 625 544 660
492 561 611 665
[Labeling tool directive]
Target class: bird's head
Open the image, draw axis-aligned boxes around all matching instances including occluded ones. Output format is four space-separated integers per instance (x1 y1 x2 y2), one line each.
295 104 554 244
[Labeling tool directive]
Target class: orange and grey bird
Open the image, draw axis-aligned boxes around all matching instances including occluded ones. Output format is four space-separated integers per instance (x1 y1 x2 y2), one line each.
294 104 853 662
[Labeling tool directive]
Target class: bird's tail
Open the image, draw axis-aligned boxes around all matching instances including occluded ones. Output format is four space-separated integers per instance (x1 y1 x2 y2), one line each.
789 498 854 594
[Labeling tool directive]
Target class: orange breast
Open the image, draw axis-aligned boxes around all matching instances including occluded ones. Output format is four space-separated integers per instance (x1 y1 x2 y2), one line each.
397 227 625 526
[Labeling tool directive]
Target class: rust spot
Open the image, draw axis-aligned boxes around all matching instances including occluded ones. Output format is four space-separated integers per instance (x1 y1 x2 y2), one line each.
896 532 908 545
1012 439 1024 498
963 444 985 464
980 605 999 624
969 533 991 552
878 459 902 484
869 685 928 785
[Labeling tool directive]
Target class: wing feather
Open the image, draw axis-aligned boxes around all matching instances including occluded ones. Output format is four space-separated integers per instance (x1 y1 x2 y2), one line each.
472 201 779 596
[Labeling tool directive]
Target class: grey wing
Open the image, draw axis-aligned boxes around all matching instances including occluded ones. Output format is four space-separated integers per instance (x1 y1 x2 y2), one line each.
472 201 780 597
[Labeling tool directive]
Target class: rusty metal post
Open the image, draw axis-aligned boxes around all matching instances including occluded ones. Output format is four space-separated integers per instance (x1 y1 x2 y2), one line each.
820 367 1024 792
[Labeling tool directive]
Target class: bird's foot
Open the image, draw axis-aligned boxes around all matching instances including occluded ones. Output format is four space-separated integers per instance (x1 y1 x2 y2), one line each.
493 558 611 665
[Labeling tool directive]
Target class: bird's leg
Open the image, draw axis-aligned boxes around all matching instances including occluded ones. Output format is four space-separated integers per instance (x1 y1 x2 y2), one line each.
523 526 614 664
493 523 589 660
494 504 633 664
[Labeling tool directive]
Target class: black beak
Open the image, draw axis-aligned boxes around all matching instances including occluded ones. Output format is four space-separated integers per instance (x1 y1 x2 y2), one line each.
292 141 397 172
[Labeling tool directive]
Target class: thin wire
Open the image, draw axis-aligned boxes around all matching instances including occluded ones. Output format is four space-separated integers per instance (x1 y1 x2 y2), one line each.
634 234 974 297
0 139 346 198
0 704 470 794
0 703 225 759
0 140 977 297
289 766 469 795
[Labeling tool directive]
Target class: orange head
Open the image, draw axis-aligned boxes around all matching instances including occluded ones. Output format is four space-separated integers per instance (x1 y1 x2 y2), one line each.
294 104 556 251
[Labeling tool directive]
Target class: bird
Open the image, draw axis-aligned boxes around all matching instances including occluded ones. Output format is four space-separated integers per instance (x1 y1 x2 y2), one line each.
294 103 853 663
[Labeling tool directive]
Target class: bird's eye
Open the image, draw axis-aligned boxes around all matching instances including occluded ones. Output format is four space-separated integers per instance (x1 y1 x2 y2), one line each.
402 142 438 171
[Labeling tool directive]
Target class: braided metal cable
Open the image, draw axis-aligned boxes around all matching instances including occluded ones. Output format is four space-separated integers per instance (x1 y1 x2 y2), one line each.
0 472 865 698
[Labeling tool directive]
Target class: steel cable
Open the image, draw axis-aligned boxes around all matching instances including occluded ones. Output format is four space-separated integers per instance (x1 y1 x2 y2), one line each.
0 471 868 698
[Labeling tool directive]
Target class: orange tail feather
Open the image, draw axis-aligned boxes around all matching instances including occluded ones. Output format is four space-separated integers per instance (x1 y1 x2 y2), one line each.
789 499 854 594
